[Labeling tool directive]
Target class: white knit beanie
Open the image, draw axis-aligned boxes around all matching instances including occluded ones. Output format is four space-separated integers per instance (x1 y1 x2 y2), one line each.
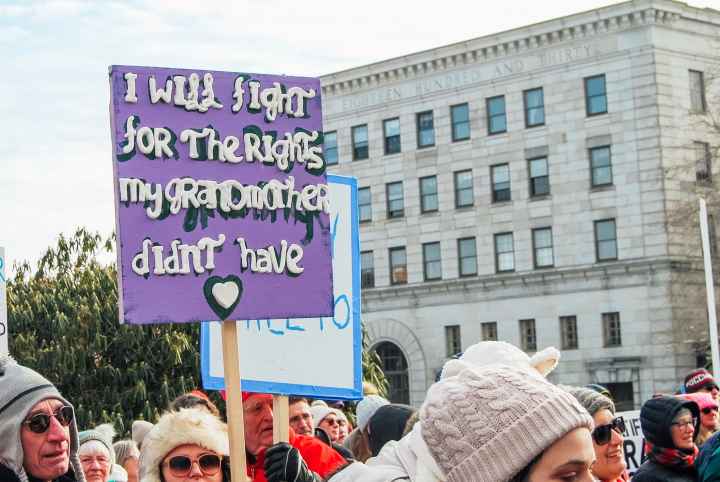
139 408 229 482
420 365 593 482
356 395 390 431
310 405 335 429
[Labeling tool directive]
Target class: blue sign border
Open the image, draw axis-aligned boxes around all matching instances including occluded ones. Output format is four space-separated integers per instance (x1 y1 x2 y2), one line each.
200 174 362 400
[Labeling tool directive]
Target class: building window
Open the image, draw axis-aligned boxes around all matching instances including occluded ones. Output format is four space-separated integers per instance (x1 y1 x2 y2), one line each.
457 237 477 277
454 170 474 208
324 131 338 166
519 319 537 352
423 242 442 281
389 247 407 285
560 315 578 350
373 341 409 404
590 146 612 187
524 88 545 127
595 219 617 262
690 70 706 113
383 118 401 155
451 103 470 141
603 312 622 347
360 251 374 288
491 164 511 203
419 176 438 213
351 124 368 161
695 141 711 182
386 182 404 219
481 322 498 341
529 157 549 197
416 110 435 148
445 325 462 357
585 74 607 116
358 187 372 223
532 227 554 268
494 232 514 273
487 95 507 134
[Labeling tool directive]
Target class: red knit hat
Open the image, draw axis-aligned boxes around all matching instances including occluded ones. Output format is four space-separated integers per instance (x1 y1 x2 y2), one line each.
219 390 272 403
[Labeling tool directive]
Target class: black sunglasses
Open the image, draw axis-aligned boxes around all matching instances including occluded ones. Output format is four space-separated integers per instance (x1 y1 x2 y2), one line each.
23 405 74 434
702 407 719 415
164 454 221 476
592 416 625 445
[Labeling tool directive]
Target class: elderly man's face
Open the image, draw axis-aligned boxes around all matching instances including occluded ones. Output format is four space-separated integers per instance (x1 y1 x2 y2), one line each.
243 395 274 455
21 399 71 480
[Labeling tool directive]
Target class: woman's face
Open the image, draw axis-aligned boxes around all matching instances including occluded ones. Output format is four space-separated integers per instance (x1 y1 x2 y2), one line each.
319 414 340 442
161 444 223 482
590 409 626 481
701 406 718 431
670 412 696 450
337 417 349 444
123 456 139 482
527 427 596 482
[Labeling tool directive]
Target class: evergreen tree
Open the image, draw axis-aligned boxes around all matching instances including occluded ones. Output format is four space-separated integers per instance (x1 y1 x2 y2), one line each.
7 227 386 434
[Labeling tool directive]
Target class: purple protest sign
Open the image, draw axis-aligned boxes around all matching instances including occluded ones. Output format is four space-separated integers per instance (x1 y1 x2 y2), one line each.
109 66 333 324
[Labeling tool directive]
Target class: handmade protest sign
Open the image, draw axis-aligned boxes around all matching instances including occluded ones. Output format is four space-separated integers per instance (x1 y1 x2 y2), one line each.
616 410 645 476
109 66 333 324
0 247 7 355
201 176 362 400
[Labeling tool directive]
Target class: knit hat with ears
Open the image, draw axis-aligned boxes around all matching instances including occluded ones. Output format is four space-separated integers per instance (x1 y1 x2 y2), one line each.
138 408 229 482
0 354 85 482
440 341 560 380
420 364 594 482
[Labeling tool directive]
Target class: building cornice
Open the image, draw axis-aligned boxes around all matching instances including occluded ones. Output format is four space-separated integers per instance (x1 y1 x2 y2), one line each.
320 0 719 98
361 256 704 311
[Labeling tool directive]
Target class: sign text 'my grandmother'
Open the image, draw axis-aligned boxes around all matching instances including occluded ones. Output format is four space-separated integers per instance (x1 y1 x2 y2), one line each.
109 66 333 324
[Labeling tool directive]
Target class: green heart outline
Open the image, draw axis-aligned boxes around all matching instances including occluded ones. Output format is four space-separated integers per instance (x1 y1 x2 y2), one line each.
203 275 243 320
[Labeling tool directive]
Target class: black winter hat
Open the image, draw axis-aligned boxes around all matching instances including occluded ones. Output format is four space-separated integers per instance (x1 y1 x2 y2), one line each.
640 395 700 449
367 403 415 457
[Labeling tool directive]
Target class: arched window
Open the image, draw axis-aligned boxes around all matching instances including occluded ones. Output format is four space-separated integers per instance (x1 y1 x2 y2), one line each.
373 341 410 404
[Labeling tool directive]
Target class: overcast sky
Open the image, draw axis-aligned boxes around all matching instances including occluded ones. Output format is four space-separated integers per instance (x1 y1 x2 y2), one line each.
1 0 716 272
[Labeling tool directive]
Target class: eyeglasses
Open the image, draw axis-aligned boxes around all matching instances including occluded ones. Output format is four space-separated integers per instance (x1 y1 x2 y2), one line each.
592 417 625 445
163 454 221 477
671 418 697 430
22 405 74 434
702 407 719 415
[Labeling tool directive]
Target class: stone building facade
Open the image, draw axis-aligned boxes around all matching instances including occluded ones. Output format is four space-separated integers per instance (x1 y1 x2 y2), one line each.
320 0 720 408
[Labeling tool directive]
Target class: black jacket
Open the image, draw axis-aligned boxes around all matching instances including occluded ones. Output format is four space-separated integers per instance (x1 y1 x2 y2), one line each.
633 396 700 482
0 463 80 482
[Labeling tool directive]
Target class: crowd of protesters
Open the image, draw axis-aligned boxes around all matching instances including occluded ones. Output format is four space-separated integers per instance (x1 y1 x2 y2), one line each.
3 342 720 482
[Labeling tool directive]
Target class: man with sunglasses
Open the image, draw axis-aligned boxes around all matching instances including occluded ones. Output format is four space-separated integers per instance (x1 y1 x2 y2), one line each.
0 354 85 482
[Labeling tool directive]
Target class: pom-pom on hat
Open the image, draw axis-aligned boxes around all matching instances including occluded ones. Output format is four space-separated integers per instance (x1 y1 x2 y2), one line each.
440 341 560 380
356 395 390 431
420 364 594 482
139 408 229 482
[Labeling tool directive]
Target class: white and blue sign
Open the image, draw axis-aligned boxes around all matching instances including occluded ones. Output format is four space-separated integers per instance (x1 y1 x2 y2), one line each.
201 175 362 399
0 247 7 355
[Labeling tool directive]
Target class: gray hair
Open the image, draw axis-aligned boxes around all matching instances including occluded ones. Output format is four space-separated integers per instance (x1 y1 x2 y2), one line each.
113 440 140 466
561 385 615 416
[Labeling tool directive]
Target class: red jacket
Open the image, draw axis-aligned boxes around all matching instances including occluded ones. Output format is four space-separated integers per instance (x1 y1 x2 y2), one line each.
247 429 347 482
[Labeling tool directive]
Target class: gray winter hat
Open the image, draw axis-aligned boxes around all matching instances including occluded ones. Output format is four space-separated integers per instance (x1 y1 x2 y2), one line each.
562 385 616 416
79 423 117 464
0 354 85 482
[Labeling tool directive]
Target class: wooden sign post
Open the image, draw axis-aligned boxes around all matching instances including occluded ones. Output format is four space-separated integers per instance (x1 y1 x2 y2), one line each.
273 395 290 443
222 321 247 480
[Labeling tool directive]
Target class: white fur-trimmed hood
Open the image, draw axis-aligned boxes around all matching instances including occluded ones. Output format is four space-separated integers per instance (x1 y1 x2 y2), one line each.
138 408 229 482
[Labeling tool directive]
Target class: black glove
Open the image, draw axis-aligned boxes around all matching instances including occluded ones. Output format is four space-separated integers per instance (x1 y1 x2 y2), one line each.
264 442 323 482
